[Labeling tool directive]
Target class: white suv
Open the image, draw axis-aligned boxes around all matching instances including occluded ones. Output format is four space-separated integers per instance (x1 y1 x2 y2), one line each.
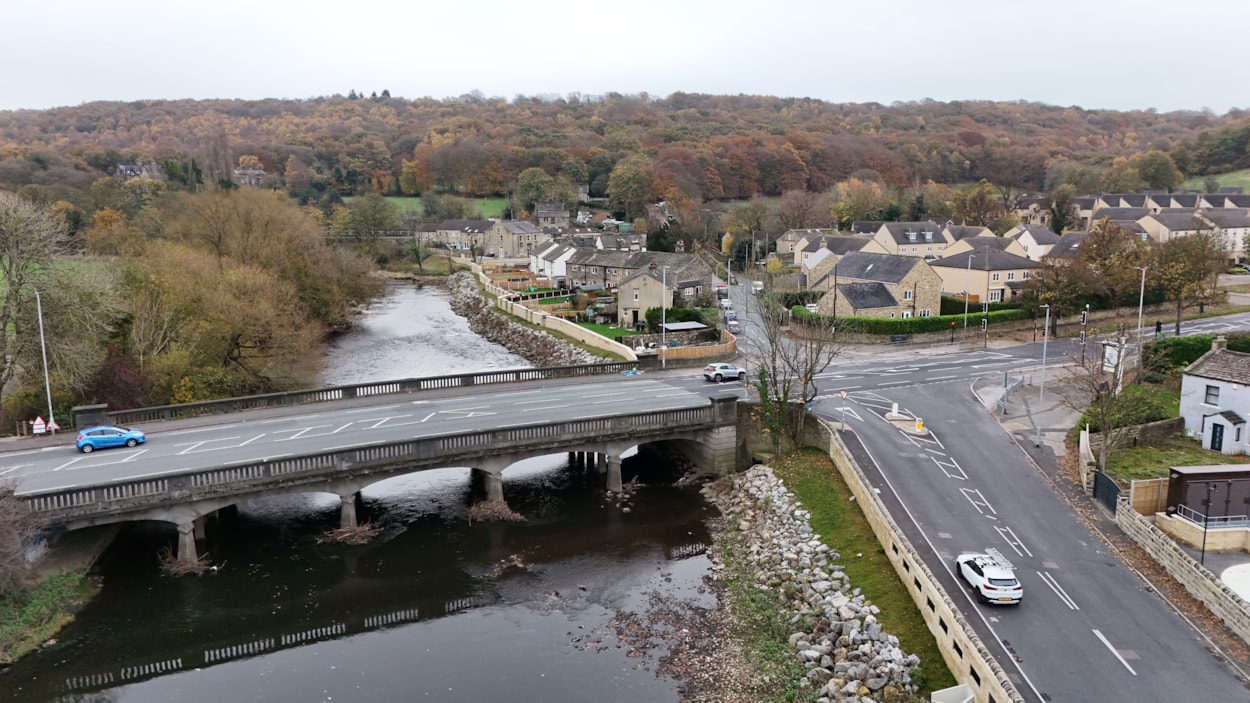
703 363 747 382
955 549 1023 604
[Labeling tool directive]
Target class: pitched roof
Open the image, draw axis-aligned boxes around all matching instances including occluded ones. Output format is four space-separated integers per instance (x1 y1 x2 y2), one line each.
501 220 543 234
824 235 873 255
944 225 992 241
880 221 943 244
1016 224 1061 244
1047 232 1088 259
850 220 884 235
837 282 898 310
1144 212 1207 231
931 246 1040 271
834 251 922 283
1185 347 1250 384
1092 207 1149 221
1202 208 1250 228
439 219 494 231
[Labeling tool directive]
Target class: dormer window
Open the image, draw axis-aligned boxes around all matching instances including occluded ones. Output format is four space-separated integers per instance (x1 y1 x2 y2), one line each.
923 232 933 241
906 230 916 241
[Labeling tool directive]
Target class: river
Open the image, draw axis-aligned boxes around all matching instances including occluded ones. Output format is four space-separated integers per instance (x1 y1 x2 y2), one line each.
0 282 717 703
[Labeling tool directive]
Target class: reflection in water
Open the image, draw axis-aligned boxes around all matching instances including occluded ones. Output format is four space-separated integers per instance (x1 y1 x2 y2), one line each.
3 453 714 702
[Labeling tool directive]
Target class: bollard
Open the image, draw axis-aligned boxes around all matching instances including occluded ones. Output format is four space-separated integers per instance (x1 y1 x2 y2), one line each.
915 418 923 432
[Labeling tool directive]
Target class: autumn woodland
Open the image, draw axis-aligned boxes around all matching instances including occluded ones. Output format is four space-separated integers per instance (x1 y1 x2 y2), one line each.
0 92 1248 427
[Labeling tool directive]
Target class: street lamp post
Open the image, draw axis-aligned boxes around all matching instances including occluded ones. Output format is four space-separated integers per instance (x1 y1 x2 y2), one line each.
661 266 668 369
1134 265 1148 376
1034 302 1051 447
1201 481 1218 565
35 290 56 435
962 253 976 329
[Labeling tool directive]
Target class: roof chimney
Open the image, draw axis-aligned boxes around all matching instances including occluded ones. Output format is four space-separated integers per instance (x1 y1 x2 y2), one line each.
1213 335 1227 351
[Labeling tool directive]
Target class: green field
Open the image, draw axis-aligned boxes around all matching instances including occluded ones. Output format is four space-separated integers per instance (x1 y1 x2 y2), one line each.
1180 168 1250 192
347 196 510 219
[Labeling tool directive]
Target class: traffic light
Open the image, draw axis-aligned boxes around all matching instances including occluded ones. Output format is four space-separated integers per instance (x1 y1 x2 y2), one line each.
1080 309 1088 325
981 318 988 332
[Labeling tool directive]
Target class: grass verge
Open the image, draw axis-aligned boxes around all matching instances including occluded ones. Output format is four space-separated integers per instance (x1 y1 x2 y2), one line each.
0 573 96 663
770 448 956 696
716 528 811 702
1104 435 1246 483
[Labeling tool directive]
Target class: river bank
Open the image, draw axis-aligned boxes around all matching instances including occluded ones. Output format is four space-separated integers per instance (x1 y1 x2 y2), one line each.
445 271 613 366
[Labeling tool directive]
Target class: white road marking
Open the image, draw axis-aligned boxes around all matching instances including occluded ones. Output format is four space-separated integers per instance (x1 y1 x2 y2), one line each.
960 488 998 519
879 381 909 387
343 405 399 413
1038 571 1080 610
0 467 17 477
995 526 1033 557
582 391 628 398
931 455 968 480
928 375 957 381
1092 629 1136 674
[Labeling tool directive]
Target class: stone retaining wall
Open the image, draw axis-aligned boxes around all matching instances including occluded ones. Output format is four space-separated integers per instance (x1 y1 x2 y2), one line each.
1114 497 1250 644
813 418 1025 703
1089 417 1184 455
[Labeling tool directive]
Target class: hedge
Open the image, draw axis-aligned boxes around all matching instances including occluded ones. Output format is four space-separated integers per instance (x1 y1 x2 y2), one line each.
792 306 1030 335
938 296 1024 316
1145 332 1250 372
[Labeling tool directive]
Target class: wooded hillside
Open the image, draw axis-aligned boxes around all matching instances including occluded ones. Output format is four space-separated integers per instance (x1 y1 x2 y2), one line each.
2 93 1247 212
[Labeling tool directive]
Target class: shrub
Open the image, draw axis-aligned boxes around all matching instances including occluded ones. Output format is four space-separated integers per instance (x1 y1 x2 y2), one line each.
793 307 1029 335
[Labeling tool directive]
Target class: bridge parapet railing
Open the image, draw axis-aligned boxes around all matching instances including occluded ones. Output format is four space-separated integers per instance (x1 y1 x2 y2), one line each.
25 403 719 522
104 362 638 426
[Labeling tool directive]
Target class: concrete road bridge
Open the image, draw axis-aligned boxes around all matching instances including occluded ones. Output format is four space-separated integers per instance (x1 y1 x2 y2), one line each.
10 376 738 561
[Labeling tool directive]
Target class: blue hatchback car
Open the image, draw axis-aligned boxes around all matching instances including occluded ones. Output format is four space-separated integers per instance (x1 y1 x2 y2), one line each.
75 425 145 453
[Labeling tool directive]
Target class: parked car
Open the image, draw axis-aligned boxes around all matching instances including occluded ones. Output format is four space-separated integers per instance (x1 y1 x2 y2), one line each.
719 298 733 309
727 320 742 334
1229 264 1250 274
955 549 1023 604
703 363 747 382
75 425 146 453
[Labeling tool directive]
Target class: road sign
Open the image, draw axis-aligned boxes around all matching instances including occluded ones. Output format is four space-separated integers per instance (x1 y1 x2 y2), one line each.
32 416 46 434
839 389 848 400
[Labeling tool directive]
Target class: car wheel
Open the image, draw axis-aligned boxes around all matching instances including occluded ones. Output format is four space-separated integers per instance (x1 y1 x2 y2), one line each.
125 438 138 447
736 372 746 381
80 444 94 453
714 374 723 382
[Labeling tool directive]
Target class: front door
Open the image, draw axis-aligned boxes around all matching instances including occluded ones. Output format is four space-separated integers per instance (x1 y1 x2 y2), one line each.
1211 422 1225 453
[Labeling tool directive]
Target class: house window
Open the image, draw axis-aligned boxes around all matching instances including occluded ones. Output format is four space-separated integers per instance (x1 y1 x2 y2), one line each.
989 290 1003 302
1237 427 1243 443
889 312 896 318
991 273 1000 282
1007 272 1015 280
633 289 639 301
1205 385 1220 405
1022 271 1030 279
919 309 931 317
901 311 912 318
926 246 933 252
590 267 599 274
903 290 913 300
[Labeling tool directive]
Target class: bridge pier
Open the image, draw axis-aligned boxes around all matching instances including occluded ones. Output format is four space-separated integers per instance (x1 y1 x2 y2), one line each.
469 467 504 502
339 492 361 528
176 521 197 562
605 455 623 493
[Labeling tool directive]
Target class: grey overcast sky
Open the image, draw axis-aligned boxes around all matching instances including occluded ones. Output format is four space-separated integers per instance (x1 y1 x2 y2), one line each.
5 0 1248 114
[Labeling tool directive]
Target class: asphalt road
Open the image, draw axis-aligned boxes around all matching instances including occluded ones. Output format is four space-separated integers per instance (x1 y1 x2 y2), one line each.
3 379 710 495
824 386 1249 702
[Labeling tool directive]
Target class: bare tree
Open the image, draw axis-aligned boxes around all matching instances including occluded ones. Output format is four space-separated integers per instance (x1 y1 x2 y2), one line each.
775 190 825 231
0 193 75 401
1060 337 1168 472
0 484 42 593
742 277 846 452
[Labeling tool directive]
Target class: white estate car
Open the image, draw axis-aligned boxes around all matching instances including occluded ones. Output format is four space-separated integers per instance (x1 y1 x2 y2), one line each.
955 549 1023 604
703 363 747 382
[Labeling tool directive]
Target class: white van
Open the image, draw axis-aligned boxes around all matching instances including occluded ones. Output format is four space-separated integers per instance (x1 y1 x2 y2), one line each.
750 280 764 295
727 320 742 334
